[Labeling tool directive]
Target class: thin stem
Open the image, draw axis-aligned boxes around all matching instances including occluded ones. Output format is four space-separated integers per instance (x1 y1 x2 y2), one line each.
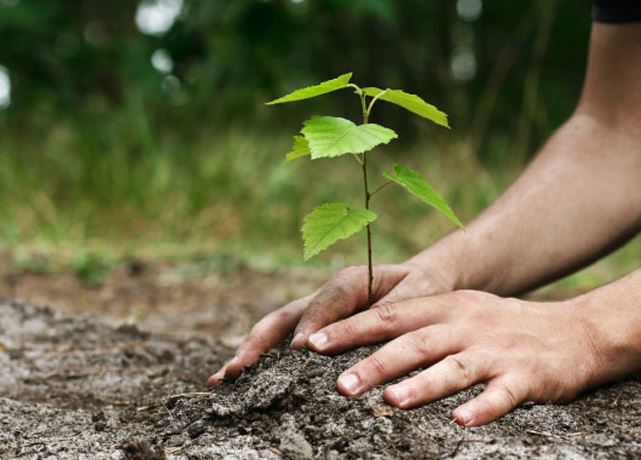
362 149 374 307
366 88 388 118
356 90 374 306
369 180 391 198
348 83 363 94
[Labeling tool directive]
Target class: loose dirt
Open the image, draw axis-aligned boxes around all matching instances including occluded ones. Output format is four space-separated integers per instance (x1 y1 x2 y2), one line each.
2 299 641 459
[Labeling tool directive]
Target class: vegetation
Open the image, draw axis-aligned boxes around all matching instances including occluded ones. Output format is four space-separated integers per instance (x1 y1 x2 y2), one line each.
268 73 461 303
0 0 638 296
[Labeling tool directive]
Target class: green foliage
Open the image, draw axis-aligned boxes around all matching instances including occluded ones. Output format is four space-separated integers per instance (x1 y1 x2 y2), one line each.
268 72 459 267
301 116 397 159
363 88 449 128
384 164 463 228
267 73 353 105
302 202 377 260
285 135 311 162
72 251 113 288
14 252 51 275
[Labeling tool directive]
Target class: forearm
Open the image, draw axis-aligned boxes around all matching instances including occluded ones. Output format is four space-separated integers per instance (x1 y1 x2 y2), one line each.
408 112 641 295
408 23 641 296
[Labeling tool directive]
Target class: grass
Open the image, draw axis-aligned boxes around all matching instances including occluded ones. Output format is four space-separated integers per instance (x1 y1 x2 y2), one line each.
0 113 639 297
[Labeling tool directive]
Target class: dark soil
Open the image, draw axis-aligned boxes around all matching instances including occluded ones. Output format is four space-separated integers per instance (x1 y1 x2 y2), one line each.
2 299 641 459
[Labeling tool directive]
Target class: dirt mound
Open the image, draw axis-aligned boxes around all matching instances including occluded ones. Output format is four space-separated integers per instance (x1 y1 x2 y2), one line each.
2 300 640 459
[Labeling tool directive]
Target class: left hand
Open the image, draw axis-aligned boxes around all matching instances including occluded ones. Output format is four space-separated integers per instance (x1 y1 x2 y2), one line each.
306 290 602 426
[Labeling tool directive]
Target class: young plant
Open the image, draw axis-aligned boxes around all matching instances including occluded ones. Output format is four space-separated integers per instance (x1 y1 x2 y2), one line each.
268 73 463 306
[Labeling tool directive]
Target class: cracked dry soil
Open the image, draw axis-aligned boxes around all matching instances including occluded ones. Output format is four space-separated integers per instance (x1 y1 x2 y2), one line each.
1 300 641 459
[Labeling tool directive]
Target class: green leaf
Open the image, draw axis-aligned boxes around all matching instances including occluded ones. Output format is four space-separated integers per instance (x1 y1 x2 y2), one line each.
302 202 377 260
301 116 397 159
266 73 353 105
362 87 449 128
285 135 310 162
384 164 463 228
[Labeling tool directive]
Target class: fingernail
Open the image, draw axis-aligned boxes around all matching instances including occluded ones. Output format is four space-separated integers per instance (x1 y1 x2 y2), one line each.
290 332 305 348
308 331 328 350
338 373 363 395
454 407 474 426
387 385 410 407
207 371 223 387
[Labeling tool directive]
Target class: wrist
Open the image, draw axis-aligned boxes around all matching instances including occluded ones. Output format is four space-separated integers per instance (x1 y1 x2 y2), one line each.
567 288 641 387
403 230 468 293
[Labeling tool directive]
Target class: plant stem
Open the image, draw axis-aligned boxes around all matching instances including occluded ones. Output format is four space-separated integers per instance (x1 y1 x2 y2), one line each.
362 150 374 307
360 93 374 307
369 180 391 198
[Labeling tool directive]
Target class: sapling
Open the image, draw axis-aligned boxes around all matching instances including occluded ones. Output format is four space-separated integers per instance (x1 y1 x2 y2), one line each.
267 73 463 306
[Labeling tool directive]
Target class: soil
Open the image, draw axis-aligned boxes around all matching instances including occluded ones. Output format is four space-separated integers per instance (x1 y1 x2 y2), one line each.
2 298 641 459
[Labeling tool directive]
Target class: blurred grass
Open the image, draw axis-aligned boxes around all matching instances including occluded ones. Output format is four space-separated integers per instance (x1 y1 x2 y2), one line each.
0 108 639 297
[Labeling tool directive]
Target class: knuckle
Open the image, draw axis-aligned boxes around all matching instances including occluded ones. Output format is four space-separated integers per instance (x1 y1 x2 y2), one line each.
495 381 521 408
374 303 399 325
306 284 347 319
446 354 470 381
335 318 359 340
367 354 388 378
470 346 499 367
273 309 293 324
318 281 347 301
406 330 432 357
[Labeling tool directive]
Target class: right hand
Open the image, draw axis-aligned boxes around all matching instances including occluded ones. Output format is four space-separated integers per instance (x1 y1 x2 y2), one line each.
207 262 456 387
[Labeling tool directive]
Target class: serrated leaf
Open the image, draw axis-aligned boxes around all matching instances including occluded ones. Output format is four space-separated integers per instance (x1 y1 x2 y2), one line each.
267 73 353 105
301 116 397 159
363 87 449 128
302 202 377 260
384 164 463 228
285 136 310 162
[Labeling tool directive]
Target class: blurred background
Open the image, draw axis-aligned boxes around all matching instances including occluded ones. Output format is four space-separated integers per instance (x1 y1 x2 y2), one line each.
0 0 639 309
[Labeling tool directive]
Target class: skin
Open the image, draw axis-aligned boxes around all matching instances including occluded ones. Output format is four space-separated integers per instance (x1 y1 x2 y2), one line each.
209 23 641 426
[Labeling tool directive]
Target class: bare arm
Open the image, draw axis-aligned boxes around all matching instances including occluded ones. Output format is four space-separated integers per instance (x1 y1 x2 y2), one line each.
411 23 641 296
210 23 641 385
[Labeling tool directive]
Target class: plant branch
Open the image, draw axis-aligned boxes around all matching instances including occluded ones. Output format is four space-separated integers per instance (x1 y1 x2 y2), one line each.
369 180 392 198
348 83 362 94
362 151 374 307
366 88 388 119
355 90 374 306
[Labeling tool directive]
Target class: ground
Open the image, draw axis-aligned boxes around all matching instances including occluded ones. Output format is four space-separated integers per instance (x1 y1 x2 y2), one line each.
1 262 641 459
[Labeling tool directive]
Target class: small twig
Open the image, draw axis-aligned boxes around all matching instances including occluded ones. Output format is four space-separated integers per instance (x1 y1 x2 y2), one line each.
369 180 391 198
446 439 463 458
162 401 175 420
137 391 211 412
366 88 389 117
347 83 362 95
167 391 211 399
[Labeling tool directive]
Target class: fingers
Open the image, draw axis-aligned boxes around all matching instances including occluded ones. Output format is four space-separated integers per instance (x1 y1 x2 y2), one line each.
335 325 461 396
384 350 493 409
291 265 408 348
372 269 441 307
452 375 528 426
207 294 311 387
308 296 450 354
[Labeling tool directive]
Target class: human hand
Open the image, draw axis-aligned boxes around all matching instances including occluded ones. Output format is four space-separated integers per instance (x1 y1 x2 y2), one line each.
307 290 603 426
207 262 456 386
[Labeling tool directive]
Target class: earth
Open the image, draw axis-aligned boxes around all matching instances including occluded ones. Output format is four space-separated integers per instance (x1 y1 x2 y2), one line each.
1 260 640 459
